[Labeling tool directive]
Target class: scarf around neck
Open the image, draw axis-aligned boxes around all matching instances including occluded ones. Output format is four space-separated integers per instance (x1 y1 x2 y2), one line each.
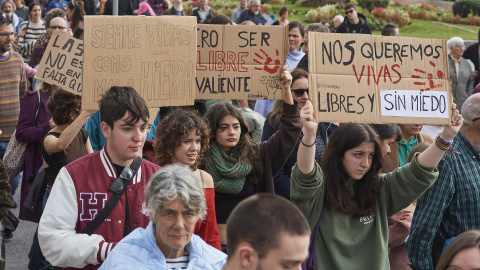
203 140 252 194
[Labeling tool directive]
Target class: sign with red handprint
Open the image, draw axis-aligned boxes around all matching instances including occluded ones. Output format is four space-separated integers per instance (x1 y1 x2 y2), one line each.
309 33 452 125
195 24 289 100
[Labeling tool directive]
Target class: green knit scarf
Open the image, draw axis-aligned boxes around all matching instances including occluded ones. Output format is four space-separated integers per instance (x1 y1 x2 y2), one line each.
203 141 252 194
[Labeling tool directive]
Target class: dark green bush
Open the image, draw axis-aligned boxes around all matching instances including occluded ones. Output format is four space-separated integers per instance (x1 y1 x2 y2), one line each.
357 0 390 11
453 0 480 17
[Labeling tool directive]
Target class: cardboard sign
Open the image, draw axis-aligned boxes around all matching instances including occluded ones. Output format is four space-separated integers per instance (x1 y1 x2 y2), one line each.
195 25 288 100
82 16 197 110
35 32 83 95
308 33 453 125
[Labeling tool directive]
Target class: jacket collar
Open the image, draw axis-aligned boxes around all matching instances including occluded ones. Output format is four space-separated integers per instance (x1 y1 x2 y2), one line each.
100 146 143 184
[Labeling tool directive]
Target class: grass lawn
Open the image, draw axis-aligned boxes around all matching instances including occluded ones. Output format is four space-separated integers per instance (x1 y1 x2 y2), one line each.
374 19 479 40
266 3 479 40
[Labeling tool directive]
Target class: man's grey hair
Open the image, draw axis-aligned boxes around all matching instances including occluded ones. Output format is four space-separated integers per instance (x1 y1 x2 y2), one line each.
1 0 16 12
447 36 464 55
249 0 260 6
461 93 480 127
145 164 206 219
305 23 330 34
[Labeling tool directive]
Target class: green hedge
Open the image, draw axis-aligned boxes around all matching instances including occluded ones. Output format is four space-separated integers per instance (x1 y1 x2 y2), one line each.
453 0 480 17
357 0 390 11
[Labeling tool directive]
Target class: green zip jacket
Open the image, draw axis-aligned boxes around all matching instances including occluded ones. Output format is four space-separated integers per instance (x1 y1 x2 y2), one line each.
291 153 438 269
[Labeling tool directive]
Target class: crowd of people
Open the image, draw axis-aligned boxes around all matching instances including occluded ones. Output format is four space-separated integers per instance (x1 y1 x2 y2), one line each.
0 0 479 269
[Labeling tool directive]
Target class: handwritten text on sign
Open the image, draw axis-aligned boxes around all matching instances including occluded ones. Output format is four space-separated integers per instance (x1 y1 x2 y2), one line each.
195 25 288 100
83 16 197 110
309 33 452 125
35 32 83 95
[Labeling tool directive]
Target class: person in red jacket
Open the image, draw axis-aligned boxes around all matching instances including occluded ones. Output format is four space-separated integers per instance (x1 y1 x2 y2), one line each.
38 86 161 269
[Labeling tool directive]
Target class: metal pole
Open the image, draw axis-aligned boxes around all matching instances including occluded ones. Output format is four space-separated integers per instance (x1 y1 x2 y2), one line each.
113 0 118 16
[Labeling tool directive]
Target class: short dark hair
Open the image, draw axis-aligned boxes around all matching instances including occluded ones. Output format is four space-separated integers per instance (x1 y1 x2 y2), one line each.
436 230 480 270
381 24 398 36
99 86 149 129
345 3 356 10
288 21 305 37
226 194 310 258
369 124 401 142
47 89 82 126
209 15 232 25
321 123 382 217
0 17 13 28
278 6 289 16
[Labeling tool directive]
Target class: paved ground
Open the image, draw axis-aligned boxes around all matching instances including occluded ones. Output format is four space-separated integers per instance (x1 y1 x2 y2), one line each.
5 183 37 270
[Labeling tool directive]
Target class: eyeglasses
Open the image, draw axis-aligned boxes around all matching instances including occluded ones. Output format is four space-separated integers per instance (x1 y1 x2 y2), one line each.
0 32 15 39
455 44 465 49
345 9 355 14
473 117 480 122
291 88 308 97
49 26 66 30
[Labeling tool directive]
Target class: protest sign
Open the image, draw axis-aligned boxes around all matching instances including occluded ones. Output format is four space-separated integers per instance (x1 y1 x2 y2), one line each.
195 25 288 100
308 33 452 125
82 16 197 110
35 32 83 95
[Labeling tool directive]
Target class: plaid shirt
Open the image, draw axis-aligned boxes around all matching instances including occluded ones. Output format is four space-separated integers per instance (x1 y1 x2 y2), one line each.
407 131 480 269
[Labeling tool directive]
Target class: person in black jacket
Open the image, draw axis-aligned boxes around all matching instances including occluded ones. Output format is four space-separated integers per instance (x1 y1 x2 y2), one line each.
192 0 212 24
463 29 480 86
336 3 371 35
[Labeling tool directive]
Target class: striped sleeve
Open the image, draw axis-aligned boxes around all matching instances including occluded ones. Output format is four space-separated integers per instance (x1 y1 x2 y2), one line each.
97 241 118 263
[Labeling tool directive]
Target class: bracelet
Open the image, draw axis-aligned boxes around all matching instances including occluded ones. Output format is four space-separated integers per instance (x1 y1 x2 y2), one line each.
301 139 315 147
434 136 460 154
437 132 453 144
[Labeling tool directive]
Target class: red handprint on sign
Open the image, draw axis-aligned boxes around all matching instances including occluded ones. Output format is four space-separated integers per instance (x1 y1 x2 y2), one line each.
412 61 445 92
254 49 280 74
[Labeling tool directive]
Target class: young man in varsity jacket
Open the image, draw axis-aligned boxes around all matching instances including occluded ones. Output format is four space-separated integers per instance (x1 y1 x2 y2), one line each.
38 86 161 269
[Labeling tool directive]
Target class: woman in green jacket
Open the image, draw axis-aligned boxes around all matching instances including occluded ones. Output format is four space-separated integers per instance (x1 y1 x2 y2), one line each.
291 101 463 269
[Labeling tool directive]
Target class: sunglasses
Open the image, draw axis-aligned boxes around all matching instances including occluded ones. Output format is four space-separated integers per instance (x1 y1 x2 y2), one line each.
473 117 480 122
346 9 355 14
291 89 308 97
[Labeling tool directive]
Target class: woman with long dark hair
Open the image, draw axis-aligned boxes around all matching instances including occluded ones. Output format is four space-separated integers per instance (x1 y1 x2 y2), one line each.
291 101 463 269
262 68 336 199
65 0 84 32
202 66 305 251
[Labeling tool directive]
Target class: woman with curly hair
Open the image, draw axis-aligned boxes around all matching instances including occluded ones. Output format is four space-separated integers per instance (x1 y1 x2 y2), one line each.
42 89 94 205
154 109 221 250
202 65 304 252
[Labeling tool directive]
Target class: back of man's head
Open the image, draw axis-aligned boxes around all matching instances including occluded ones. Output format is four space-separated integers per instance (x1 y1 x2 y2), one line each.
0 16 12 28
226 194 310 258
99 86 149 129
381 24 399 36
461 93 480 128
305 23 330 34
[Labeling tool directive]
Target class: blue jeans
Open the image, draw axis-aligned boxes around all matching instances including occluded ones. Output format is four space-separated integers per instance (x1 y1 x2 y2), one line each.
43 185 51 210
0 141 22 196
